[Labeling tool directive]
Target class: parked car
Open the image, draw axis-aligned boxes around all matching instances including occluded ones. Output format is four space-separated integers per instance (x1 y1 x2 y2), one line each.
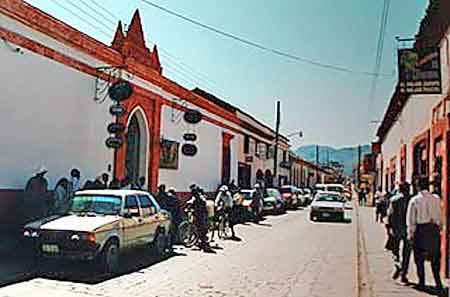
23 190 172 274
263 188 286 214
309 191 346 222
240 189 264 220
279 185 300 209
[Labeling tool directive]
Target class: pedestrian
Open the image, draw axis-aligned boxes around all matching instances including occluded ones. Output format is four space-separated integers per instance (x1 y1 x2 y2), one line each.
215 185 236 239
68 168 81 198
137 176 146 190
167 187 182 242
156 184 170 209
407 176 443 292
53 178 70 214
374 187 383 223
389 183 412 284
101 173 109 189
24 166 50 220
253 183 264 222
358 189 364 206
109 178 121 189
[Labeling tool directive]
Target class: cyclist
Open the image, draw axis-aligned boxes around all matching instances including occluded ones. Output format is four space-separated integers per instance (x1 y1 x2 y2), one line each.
215 185 236 239
188 185 212 252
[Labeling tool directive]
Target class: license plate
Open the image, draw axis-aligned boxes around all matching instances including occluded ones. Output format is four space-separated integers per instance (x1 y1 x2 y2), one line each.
42 244 59 253
322 213 330 217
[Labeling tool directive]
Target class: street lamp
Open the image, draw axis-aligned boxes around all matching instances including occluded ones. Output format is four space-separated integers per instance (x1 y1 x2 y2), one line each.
285 131 304 139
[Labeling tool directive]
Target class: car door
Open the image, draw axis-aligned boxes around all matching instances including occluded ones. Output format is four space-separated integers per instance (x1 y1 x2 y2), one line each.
137 194 159 243
122 195 144 247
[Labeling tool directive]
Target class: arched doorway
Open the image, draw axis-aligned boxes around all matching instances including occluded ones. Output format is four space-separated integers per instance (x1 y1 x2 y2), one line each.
125 108 149 187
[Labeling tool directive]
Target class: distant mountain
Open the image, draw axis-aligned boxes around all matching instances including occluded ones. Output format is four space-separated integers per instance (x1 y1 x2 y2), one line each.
295 145 371 176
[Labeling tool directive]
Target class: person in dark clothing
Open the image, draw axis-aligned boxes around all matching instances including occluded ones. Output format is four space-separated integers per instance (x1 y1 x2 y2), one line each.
101 173 109 189
109 178 121 189
156 184 171 210
189 186 212 252
24 166 50 220
137 177 146 190
166 187 182 242
389 183 412 284
93 176 104 189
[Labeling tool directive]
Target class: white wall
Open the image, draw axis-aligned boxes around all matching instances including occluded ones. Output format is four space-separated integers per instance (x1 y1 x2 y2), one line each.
0 40 114 189
158 105 239 192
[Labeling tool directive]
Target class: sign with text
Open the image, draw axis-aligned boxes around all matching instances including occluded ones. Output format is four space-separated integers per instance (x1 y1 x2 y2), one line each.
398 47 442 94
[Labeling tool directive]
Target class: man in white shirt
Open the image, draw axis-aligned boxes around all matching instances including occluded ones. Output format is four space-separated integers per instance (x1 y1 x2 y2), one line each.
406 176 442 290
215 185 236 238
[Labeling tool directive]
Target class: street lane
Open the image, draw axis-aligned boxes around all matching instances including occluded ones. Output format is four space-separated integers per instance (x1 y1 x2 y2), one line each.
0 208 356 297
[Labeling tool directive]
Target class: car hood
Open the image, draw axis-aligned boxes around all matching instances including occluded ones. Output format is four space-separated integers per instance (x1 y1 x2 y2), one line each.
28 214 121 232
311 201 344 208
264 196 278 203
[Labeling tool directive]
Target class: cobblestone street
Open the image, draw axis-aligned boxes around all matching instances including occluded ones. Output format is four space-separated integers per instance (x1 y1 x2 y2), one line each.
0 209 356 297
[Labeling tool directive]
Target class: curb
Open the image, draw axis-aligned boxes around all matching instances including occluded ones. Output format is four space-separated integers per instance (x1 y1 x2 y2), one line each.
356 204 374 297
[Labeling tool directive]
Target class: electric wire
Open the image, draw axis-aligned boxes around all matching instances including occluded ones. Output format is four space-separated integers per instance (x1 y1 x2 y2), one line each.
140 0 393 78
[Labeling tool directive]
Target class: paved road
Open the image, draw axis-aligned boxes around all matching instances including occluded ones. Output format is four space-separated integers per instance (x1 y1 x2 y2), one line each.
0 208 356 297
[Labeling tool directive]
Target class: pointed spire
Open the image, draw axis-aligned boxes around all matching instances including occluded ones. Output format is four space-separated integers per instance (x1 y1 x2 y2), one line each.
111 21 125 51
126 9 146 48
151 44 162 73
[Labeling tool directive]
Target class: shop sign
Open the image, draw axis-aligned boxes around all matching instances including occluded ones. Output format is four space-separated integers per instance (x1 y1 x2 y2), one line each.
184 109 202 124
108 80 133 102
182 143 198 157
107 123 126 134
105 136 123 149
398 47 442 94
109 104 126 116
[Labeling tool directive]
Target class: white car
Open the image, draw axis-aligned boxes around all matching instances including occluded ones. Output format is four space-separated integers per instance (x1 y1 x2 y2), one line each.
309 191 346 222
23 190 172 273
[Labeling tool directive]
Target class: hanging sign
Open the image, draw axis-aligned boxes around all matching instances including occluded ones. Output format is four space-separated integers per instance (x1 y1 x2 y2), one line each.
108 80 133 102
109 104 126 116
183 133 197 142
182 143 198 157
105 136 123 149
107 123 126 134
398 47 442 94
183 109 202 124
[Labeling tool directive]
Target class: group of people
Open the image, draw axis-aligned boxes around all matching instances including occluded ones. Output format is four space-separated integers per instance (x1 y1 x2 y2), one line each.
375 176 444 293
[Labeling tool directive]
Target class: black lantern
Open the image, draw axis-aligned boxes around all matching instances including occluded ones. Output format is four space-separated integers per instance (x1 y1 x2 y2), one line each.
183 109 202 124
182 143 198 156
108 80 133 102
107 123 126 134
105 136 123 149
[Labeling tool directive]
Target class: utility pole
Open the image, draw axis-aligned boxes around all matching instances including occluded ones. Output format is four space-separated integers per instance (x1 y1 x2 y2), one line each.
316 145 320 165
273 101 281 186
357 145 362 186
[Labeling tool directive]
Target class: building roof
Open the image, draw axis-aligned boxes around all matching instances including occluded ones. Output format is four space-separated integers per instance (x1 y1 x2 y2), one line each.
192 88 290 144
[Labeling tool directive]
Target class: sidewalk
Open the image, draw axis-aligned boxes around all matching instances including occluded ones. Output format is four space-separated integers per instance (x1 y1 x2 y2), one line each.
357 206 446 297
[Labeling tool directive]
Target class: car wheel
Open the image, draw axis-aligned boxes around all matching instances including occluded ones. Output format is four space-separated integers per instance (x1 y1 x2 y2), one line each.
309 214 315 221
100 240 120 274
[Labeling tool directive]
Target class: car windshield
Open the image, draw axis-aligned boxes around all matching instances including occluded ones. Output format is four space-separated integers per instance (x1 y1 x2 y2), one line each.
315 194 343 202
242 192 254 200
315 185 325 192
279 187 292 194
327 186 343 193
70 195 122 215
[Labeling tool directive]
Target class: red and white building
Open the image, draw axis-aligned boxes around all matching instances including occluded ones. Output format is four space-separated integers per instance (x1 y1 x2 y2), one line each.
374 0 450 276
0 1 295 223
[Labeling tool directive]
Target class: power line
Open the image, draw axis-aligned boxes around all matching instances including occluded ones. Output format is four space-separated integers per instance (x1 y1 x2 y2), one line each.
367 0 391 132
84 0 120 23
63 0 114 33
76 0 117 27
48 0 112 38
140 0 393 78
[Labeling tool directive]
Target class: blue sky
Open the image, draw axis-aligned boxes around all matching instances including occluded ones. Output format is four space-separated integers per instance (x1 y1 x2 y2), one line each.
27 0 428 148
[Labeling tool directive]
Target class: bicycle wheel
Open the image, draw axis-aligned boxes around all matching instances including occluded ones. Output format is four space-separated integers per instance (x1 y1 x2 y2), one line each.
178 221 199 247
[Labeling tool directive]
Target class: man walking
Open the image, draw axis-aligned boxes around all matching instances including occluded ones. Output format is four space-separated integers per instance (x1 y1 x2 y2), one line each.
407 176 443 291
389 183 411 283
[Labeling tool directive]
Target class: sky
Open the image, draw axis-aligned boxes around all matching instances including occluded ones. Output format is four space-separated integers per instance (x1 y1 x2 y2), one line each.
27 0 429 149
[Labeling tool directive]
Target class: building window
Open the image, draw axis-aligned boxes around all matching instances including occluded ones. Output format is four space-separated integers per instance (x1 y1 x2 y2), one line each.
255 141 260 157
244 135 250 154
